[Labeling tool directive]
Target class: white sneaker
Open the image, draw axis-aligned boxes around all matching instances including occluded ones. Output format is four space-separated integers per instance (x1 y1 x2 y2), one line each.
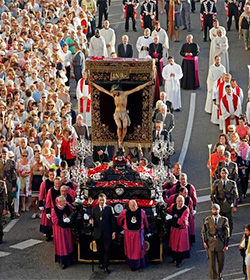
31 213 37 219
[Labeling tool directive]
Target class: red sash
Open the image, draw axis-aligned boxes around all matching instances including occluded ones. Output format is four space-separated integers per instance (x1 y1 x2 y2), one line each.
79 78 91 113
218 81 225 117
235 86 240 97
222 94 239 133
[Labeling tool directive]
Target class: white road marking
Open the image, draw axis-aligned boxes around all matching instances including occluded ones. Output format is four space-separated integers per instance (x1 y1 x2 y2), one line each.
178 93 196 166
10 239 43 250
3 219 19 233
197 195 210 203
161 267 195 280
197 187 210 191
0 251 11 257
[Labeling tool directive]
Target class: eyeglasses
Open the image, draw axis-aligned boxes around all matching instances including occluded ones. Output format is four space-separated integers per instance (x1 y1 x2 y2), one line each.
22 154 28 157
29 141 34 144
34 150 40 153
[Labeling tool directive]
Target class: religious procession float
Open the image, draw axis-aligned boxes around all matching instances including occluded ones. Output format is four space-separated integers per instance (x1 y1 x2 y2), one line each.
69 58 174 262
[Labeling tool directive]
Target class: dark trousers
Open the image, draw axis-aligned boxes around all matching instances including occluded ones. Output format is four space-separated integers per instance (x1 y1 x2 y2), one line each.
240 173 249 196
208 249 224 280
125 14 136 31
65 66 71 87
0 202 3 240
143 15 153 31
220 211 233 236
191 0 196 12
227 4 239 31
98 5 108 28
203 15 213 41
66 158 76 168
96 235 111 268
7 188 13 215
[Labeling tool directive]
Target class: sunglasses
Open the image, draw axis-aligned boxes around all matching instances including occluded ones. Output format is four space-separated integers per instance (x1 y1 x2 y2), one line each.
29 141 34 144
22 154 28 157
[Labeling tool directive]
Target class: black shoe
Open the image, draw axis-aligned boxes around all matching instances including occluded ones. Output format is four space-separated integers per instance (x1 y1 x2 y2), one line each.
46 236 52 242
125 29 128 32
182 26 187 30
98 264 104 269
103 267 111 274
0 239 3 244
176 262 182 268
11 214 15 220
203 39 207 42
133 29 137 32
131 268 138 271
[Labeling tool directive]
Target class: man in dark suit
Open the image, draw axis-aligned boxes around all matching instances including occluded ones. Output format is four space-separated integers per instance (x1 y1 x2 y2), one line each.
90 193 116 273
72 44 85 83
155 103 175 141
0 148 17 219
117 35 133 58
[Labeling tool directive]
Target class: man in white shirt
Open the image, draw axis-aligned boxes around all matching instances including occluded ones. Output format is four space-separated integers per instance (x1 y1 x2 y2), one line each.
100 20 115 57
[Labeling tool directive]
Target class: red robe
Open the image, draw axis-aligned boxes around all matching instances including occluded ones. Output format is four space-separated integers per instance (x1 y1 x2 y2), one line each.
38 180 53 234
51 204 73 264
117 208 149 269
167 204 190 258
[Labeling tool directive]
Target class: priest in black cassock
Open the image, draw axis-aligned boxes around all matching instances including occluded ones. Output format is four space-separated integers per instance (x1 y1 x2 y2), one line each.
149 35 163 85
180 35 200 90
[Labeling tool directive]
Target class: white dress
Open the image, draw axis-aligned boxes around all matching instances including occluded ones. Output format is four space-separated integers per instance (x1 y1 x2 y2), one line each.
214 35 229 73
162 63 183 110
205 64 226 114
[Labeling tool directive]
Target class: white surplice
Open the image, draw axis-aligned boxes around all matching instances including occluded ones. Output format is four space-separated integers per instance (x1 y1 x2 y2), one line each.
162 63 183 110
209 26 226 67
100 28 116 57
214 35 229 73
136 36 153 58
205 63 226 114
89 35 107 58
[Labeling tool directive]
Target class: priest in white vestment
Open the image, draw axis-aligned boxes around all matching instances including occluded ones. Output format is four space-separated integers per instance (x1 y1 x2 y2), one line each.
214 29 229 73
205 56 226 114
89 29 107 58
221 86 242 133
76 72 91 127
100 20 116 57
151 21 169 65
136 28 153 58
209 19 226 67
162 56 183 111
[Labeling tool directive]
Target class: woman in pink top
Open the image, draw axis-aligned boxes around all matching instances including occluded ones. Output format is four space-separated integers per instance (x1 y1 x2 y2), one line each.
236 115 250 139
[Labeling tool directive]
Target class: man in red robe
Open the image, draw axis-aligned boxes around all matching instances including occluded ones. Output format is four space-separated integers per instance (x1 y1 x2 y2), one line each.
167 195 190 267
221 85 242 134
117 200 149 271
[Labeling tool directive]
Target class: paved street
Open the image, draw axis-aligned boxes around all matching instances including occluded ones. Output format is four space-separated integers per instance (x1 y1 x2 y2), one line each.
1 1 250 279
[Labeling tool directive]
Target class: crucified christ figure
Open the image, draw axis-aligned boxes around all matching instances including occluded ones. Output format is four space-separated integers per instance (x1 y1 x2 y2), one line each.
92 81 152 147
